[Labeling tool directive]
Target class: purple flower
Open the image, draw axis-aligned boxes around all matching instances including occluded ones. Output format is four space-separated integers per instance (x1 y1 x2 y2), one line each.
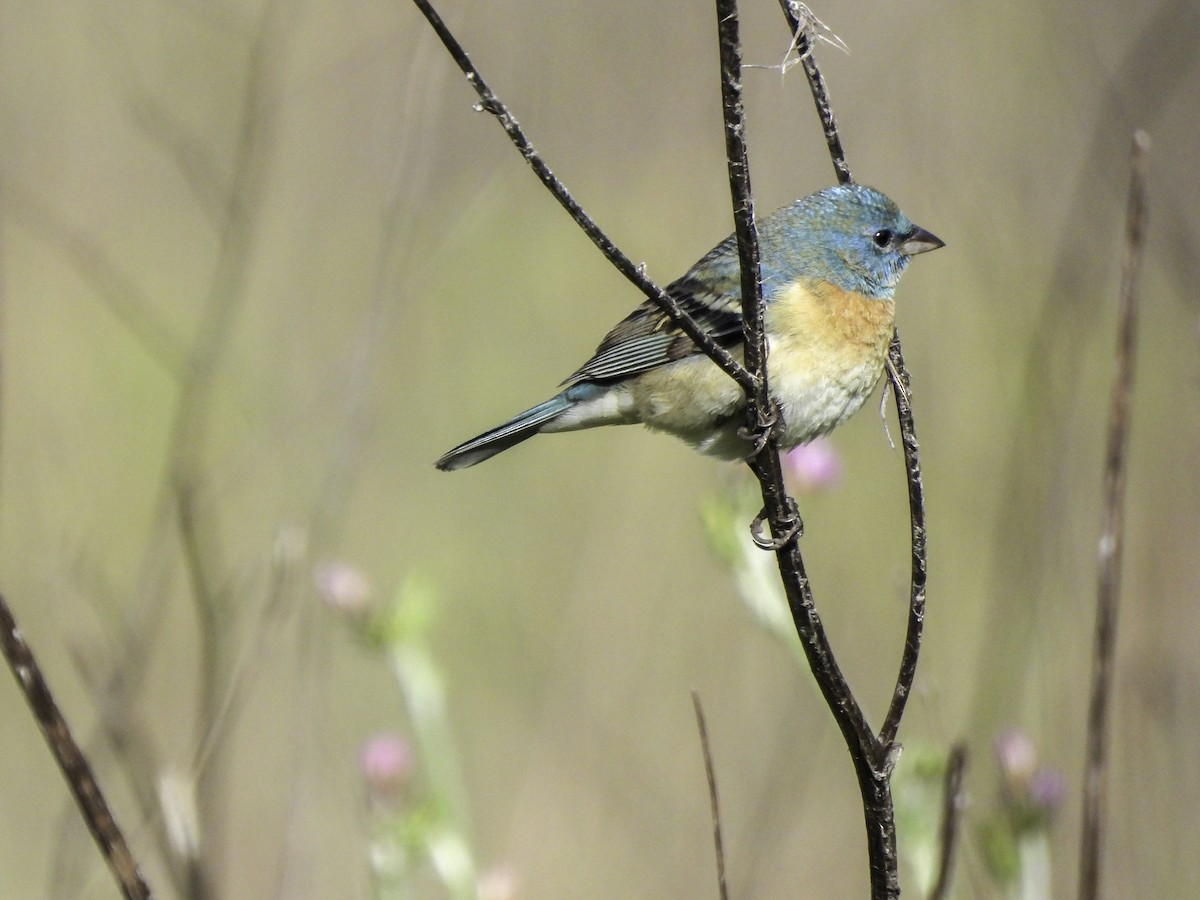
993 730 1065 832
1029 768 1066 814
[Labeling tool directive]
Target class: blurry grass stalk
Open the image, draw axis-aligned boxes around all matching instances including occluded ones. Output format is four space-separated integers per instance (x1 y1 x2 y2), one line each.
891 744 950 896
701 440 844 663
702 481 803 663
365 574 477 899
981 730 1065 900
981 822 1053 900
1014 835 1052 900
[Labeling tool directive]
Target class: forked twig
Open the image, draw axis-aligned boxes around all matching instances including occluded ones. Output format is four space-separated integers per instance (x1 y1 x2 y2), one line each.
413 1 926 895
717 4 918 896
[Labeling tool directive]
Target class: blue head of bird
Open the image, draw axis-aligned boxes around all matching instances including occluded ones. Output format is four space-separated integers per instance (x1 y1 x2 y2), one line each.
760 183 943 301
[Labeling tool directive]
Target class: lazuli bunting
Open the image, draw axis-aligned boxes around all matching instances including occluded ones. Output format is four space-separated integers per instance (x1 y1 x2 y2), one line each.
435 183 942 471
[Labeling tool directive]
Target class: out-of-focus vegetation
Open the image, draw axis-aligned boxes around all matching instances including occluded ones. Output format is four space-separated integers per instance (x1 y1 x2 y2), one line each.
0 1 1197 897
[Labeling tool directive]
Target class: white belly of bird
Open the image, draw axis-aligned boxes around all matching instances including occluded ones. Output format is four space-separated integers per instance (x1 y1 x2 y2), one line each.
768 352 886 450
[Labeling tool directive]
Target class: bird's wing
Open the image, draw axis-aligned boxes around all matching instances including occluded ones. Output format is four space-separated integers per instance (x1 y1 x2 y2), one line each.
564 270 745 385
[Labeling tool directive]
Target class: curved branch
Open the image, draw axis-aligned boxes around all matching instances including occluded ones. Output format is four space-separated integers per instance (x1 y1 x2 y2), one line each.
878 335 928 748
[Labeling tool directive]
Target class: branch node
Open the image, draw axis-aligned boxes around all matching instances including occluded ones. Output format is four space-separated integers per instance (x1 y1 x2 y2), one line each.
879 742 902 778
471 97 503 116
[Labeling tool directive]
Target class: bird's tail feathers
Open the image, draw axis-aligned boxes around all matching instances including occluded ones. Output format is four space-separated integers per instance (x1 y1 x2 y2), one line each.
435 394 574 471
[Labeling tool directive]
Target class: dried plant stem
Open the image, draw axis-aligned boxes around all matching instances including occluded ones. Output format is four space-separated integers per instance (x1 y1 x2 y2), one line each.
1078 130 1149 900
929 744 968 900
0 589 153 900
692 692 729 900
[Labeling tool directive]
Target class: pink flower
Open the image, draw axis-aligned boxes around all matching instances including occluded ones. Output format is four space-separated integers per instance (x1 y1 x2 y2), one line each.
477 865 519 900
359 733 415 802
315 562 373 615
994 729 1038 789
782 438 843 493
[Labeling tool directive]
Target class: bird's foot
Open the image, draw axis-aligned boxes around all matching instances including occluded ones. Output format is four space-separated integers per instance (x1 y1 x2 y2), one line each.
737 401 782 459
749 497 804 551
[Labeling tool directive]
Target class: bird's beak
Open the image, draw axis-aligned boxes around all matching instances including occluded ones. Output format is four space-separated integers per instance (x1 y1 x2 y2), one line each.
898 226 945 256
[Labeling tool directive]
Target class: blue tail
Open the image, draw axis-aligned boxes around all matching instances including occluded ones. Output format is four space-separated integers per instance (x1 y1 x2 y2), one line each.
435 394 575 471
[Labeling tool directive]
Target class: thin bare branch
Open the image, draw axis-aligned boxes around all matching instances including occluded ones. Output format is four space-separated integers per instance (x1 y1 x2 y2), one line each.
716 0 766 402
0 589 154 900
879 335 928 748
0 176 185 373
691 692 729 900
1078 129 1149 900
128 96 230 229
408 0 754 394
776 1 851 185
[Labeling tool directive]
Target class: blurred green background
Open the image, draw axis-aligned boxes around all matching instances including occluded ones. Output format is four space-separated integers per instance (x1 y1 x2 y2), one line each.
1 0 1197 897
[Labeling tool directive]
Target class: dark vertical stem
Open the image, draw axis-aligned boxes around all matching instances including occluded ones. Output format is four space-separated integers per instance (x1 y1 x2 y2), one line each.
770 540 900 899
1078 130 1149 900
717 2 897 897
715 0 766 401
0 590 154 900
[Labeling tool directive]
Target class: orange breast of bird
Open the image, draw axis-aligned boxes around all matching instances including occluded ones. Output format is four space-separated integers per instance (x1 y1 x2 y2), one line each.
765 278 896 448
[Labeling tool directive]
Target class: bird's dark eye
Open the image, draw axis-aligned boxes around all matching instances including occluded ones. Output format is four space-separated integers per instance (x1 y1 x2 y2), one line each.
872 229 894 248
